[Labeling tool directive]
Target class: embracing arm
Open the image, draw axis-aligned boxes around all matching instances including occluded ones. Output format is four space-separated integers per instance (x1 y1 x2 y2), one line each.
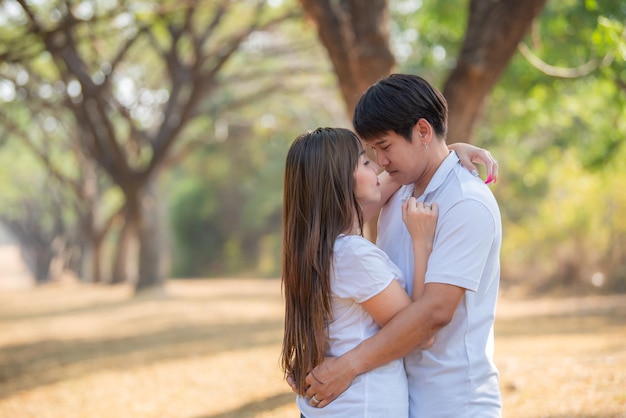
303 203 439 408
305 283 465 407
305 200 495 406
301 278 413 408
345 283 464 370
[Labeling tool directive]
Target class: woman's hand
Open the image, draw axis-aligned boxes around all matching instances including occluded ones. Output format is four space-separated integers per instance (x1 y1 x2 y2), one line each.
401 198 438 251
449 142 498 184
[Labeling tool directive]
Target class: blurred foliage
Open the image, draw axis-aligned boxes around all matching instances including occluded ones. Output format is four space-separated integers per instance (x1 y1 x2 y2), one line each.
165 11 346 277
476 0 626 294
390 0 467 83
390 0 626 293
1 0 625 294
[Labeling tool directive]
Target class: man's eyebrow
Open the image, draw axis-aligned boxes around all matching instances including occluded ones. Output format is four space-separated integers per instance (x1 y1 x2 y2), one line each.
373 139 387 146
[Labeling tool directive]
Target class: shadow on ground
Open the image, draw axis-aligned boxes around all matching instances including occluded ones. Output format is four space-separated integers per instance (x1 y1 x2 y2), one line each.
0 291 283 400
194 392 294 418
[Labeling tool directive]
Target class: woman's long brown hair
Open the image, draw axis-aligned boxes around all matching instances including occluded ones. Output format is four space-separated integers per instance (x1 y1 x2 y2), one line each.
280 127 364 394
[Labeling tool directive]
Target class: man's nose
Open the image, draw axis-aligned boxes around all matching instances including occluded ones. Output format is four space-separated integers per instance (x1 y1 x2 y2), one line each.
376 154 389 167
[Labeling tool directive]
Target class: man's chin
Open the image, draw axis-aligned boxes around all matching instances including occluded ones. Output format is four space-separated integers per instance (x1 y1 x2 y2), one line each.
389 171 410 184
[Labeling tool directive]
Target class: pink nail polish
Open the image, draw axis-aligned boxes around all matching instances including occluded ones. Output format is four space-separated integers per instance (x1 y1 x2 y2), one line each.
485 175 493 184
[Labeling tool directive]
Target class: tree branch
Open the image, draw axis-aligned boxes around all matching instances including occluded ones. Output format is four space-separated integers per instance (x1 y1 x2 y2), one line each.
0 112 84 199
517 42 604 78
146 5 300 179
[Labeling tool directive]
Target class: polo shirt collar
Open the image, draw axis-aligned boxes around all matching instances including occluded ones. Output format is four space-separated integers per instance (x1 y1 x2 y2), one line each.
412 151 459 200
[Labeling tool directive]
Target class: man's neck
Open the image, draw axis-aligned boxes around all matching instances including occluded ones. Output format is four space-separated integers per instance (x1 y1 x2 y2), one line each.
412 146 450 197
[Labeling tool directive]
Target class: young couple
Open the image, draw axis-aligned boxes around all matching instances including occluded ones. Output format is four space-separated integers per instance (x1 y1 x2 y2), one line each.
281 74 502 417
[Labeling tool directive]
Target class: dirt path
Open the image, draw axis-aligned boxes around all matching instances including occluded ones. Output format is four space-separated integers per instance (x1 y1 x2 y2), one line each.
0 279 624 417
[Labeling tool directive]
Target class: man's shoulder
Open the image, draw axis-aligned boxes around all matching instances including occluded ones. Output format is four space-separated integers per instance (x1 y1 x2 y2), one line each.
447 166 499 206
435 173 501 227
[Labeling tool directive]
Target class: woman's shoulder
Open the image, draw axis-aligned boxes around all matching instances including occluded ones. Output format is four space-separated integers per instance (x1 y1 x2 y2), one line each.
332 235 402 298
334 234 387 261
335 234 377 250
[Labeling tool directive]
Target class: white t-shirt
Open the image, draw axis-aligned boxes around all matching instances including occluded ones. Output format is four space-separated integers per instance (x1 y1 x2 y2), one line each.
377 151 502 418
297 234 409 418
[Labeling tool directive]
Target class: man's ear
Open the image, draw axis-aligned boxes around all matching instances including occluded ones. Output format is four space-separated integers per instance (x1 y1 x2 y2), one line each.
414 118 432 143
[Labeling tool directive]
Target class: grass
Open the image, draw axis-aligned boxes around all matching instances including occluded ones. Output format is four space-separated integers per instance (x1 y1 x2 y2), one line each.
0 278 624 418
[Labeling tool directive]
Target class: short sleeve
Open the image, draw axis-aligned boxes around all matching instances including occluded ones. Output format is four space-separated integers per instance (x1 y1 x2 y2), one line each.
426 199 497 291
332 236 399 303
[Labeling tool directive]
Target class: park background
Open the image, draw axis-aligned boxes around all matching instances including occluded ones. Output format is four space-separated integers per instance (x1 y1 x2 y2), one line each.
0 0 625 417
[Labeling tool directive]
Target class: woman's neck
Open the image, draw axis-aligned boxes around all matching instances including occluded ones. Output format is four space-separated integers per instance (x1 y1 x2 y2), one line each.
346 211 361 236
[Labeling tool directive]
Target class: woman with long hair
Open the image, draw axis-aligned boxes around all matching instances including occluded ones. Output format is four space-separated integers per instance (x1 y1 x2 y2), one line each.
280 127 495 416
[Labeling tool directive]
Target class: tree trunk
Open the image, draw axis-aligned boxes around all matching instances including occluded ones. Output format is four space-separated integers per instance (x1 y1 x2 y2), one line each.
75 231 100 283
21 244 54 284
86 241 99 283
110 215 133 284
132 179 167 295
301 0 547 240
443 0 547 143
299 0 395 116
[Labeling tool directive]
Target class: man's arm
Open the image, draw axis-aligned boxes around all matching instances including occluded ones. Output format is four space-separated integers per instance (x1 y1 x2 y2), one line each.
306 198 497 407
304 282 465 408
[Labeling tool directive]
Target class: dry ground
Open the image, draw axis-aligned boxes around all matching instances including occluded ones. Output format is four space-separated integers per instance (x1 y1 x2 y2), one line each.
0 278 624 418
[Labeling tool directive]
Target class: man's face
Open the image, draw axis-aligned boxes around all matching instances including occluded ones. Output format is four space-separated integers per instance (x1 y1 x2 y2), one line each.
365 130 425 185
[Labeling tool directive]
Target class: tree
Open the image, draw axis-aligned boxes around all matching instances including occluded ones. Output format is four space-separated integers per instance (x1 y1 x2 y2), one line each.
0 99 122 284
298 0 395 116
477 0 626 293
1 191 66 283
301 0 547 142
301 0 547 241
443 0 547 143
0 0 298 294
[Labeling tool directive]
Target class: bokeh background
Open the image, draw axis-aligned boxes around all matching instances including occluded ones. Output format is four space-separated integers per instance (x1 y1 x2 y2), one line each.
1 0 625 295
0 0 625 417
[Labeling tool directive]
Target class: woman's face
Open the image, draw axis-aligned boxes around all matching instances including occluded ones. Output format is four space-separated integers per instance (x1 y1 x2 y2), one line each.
354 151 381 206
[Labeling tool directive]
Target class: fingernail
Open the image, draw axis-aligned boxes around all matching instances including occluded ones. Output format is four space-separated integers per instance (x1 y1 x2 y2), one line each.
471 169 479 177
485 175 493 184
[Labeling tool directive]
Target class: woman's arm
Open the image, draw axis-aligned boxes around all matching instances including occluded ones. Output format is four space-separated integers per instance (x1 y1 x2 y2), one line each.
302 272 412 407
360 280 412 327
298 202 439 404
402 197 438 348
401 197 438 301
449 142 499 184
363 197 439 325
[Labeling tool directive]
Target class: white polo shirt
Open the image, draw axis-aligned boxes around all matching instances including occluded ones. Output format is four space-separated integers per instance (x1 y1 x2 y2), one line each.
377 151 502 418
